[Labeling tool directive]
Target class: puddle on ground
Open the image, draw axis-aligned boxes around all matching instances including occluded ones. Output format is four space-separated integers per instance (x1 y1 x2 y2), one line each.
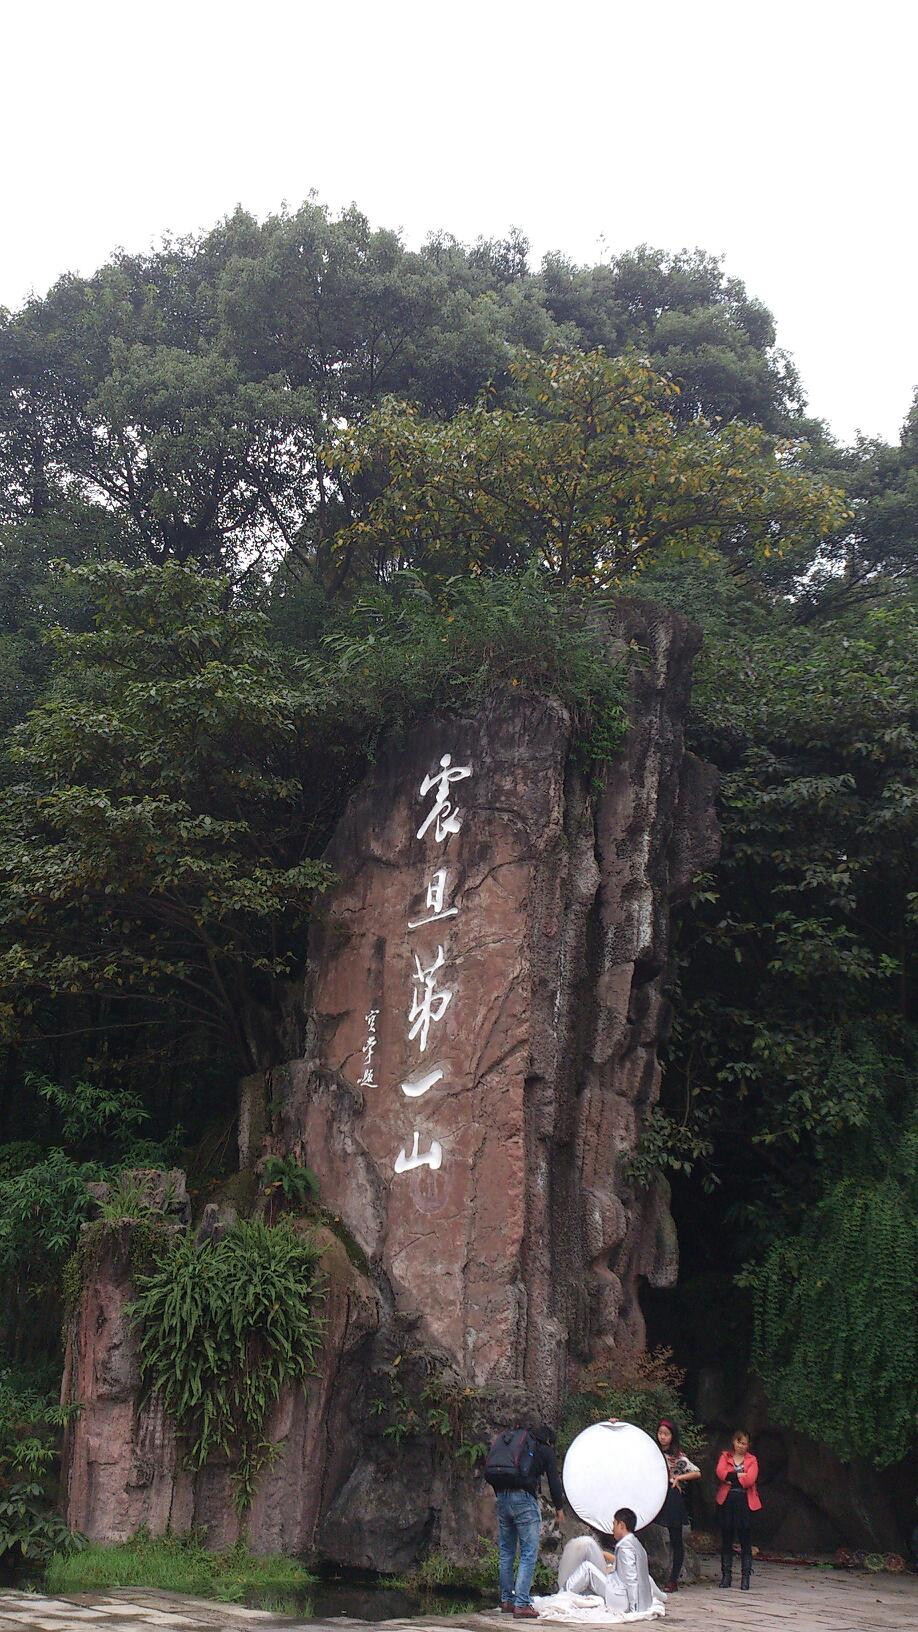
244 1576 491 1620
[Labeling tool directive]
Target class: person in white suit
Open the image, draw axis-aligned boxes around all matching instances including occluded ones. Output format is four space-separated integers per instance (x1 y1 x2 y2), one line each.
560 1508 665 1615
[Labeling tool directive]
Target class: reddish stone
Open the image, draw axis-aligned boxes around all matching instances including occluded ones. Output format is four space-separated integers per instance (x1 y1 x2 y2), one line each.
62 601 720 1566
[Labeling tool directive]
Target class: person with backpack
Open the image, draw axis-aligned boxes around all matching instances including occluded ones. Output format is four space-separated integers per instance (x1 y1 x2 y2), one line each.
484 1418 565 1618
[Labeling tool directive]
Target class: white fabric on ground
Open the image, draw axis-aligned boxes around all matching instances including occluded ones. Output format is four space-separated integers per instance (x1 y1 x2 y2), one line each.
531 1588 665 1623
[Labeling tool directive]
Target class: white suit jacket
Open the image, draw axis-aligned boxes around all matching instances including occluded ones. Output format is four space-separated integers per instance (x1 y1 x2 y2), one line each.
612 1532 658 1613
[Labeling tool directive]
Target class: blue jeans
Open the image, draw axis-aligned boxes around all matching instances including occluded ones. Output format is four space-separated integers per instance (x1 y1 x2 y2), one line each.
497 1489 542 1607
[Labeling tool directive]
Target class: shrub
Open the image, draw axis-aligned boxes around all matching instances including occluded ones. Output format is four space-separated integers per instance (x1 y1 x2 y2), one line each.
0 1367 82 1564
559 1347 704 1457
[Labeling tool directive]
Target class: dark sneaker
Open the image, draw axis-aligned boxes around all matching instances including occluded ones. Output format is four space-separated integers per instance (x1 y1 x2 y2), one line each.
513 1608 539 1619
500 1604 514 1614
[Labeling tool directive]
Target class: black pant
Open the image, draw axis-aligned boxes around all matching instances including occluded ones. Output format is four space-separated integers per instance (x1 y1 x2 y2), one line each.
667 1524 684 1583
720 1503 751 1575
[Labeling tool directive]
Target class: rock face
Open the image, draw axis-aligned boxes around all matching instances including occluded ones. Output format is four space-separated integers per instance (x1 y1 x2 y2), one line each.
60 1224 378 1551
280 602 717 1397
61 600 720 1564
272 600 719 1563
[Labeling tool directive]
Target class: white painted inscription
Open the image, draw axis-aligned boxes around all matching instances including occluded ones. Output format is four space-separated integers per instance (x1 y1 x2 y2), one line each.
408 944 453 1053
392 748 474 1181
400 1063 445 1099
358 1007 379 1088
394 1130 443 1172
408 867 458 930
416 754 473 844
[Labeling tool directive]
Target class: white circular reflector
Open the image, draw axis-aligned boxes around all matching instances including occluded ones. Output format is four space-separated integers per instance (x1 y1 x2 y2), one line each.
562 1420 668 1532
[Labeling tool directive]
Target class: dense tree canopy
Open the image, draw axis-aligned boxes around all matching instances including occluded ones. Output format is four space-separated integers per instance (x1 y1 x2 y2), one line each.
332 350 844 587
0 199 914 1503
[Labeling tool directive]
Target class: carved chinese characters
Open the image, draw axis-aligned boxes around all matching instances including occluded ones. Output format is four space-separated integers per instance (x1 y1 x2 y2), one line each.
358 1008 379 1089
394 753 473 1179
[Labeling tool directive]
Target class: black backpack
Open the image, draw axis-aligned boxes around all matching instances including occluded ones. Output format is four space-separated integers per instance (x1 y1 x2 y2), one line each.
484 1428 537 1490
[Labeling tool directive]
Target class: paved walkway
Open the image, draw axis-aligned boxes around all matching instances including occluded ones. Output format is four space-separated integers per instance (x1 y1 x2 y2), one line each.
0 1565 915 1632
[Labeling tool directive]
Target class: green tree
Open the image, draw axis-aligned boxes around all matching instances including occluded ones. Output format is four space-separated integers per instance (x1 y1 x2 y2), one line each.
332 349 846 588
538 246 806 432
0 565 332 1074
628 552 916 1457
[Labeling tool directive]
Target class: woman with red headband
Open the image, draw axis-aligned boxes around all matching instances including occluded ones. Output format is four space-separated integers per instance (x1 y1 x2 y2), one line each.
655 1419 700 1592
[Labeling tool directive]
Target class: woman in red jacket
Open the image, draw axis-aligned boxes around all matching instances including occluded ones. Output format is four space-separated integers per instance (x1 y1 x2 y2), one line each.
715 1429 761 1590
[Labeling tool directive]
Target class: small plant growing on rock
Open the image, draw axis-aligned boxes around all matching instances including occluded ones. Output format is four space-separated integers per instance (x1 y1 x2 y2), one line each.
369 1356 489 1468
131 1217 325 1510
260 1154 320 1220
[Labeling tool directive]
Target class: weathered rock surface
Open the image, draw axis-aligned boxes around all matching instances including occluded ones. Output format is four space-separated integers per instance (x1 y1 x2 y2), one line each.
272 601 718 1563
280 602 717 1402
61 600 720 1565
61 1223 379 1551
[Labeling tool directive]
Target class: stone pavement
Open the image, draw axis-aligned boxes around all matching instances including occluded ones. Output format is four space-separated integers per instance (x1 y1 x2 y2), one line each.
0 1565 916 1632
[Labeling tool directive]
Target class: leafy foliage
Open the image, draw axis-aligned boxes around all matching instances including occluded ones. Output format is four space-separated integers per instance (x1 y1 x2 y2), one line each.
260 1154 320 1216
0 1075 182 1366
559 1348 705 1457
131 1218 325 1509
311 566 632 747
0 211 806 586
331 350 845 588
742 1127 918 1465
0 564 333 1072
0 1367 82 1562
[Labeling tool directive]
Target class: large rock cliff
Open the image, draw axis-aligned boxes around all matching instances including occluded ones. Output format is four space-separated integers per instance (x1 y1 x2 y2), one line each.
276 602 717 1393
61 600 720 1565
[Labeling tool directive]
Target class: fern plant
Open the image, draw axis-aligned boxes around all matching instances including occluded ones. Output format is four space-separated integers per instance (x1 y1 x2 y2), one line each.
131 1218 325 1509
260 1155 320 1218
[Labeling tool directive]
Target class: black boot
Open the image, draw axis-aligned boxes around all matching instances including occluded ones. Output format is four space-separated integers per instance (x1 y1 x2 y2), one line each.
719 1551 732 1588
740 1546 752 1590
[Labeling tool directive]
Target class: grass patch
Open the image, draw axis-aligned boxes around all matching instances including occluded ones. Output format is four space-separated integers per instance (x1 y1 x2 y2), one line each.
45 1532 316 1603
392 1541 557 1596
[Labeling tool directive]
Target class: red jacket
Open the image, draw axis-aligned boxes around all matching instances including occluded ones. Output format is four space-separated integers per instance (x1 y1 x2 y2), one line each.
715 1451 762 1511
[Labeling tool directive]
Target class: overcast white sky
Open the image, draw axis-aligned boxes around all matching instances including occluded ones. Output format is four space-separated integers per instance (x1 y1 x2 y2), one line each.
2 0 915 445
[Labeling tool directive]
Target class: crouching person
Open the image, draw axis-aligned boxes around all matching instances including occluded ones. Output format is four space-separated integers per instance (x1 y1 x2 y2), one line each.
560 1509 665 1615
484 1419 565 1619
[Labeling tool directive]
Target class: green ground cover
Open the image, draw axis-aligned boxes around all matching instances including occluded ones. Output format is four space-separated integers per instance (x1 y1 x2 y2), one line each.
45 1532 316 1603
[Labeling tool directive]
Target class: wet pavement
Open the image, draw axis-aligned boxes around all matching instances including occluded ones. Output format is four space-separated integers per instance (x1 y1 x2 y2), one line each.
0 1563 915 1631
